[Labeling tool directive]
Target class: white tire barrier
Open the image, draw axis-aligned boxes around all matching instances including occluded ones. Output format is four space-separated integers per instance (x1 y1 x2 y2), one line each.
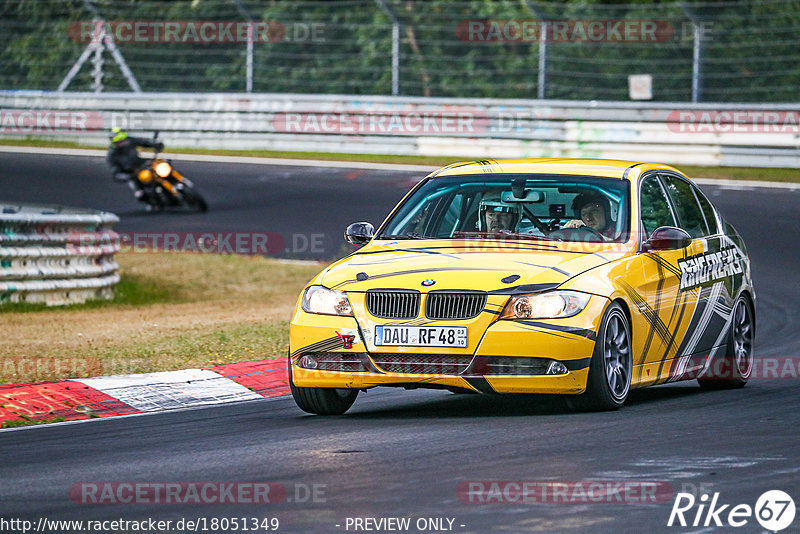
0 203 120 306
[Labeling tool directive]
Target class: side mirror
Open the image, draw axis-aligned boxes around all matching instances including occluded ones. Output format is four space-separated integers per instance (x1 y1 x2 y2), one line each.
643 226 692 251
344 221 374 245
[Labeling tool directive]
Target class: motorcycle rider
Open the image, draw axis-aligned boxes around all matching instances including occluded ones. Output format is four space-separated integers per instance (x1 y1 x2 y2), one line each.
106 127 163 204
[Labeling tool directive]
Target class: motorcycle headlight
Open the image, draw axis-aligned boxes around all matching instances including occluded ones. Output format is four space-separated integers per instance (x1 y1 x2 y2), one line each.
154 161 172 178
137 168 153 183
500 290 590 320
301 285 353 316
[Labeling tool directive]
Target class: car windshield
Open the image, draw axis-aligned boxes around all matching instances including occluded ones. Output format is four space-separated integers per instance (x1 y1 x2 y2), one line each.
378 174 631 243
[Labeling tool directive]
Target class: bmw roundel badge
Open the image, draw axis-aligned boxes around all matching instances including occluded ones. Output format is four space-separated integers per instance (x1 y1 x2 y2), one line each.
421 279 436 287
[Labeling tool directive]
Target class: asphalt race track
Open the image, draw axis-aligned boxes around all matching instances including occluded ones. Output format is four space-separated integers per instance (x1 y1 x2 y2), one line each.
1 151 799 533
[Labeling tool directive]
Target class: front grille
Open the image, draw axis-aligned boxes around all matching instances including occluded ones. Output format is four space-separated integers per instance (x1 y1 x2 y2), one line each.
297 352 368 372
370 354 473 375
425 291 487 320
366 290 420 319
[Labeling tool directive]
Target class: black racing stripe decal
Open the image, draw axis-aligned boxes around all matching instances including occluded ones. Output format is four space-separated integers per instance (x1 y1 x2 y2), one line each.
396 247 464 258
564 358 591 371
290 336 343 357
488 283 560 295
647 253 682 278
658 292 691 380
476 159 500 173
462 376 498 394
432 161 477 176
651 260 666 353
619 281 674 366
622 163 644 180
513 261 572 277
482 308 502 316
357 247 464 259
429 161 473 178
518 320 598 341
516 324 572 340
332 267 502 288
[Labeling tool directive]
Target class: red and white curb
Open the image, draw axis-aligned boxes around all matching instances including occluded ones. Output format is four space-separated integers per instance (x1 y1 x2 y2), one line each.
0 359 289 427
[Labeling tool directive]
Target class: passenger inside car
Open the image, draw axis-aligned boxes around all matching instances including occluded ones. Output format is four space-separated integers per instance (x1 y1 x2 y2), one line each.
561 192 616 239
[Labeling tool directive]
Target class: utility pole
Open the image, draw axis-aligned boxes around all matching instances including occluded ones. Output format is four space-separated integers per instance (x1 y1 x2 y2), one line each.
375 0 400 96
681 3 706 103
235 0 255 93
526 2 549 99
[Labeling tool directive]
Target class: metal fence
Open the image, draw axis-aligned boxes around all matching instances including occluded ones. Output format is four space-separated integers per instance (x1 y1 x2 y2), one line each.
2 0 800 102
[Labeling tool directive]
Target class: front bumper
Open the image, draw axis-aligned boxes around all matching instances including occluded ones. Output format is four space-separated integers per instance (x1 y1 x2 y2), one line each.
289 296 607 395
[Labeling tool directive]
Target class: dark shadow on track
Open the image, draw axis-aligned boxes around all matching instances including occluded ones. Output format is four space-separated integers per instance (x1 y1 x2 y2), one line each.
289 383 711 420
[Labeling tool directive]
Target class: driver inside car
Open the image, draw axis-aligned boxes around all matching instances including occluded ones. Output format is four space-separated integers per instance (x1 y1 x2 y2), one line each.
561 192 615 238
478 192 523 232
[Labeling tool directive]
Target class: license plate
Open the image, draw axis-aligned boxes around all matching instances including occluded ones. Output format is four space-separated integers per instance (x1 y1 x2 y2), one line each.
374 325 468 348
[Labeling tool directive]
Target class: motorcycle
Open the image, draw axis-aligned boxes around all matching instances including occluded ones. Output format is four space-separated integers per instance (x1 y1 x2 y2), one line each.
135 133 208 212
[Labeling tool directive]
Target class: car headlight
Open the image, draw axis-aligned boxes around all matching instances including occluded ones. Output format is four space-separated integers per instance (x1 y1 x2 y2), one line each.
301 285 353 316
500 290 590 320
154 161 172 178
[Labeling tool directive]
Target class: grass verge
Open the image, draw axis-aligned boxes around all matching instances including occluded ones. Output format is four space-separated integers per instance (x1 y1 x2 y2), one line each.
0 251 324 384
2 416 67 429
2 137 799 183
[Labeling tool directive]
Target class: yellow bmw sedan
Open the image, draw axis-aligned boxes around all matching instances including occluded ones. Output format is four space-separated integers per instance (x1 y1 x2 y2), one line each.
289 159 755 414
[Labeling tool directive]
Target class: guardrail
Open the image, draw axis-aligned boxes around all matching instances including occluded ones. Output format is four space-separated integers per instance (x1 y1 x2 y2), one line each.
1 91 799 167
0 203 120 306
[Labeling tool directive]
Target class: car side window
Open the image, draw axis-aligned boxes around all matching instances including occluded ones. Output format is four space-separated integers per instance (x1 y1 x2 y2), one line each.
640 175 676 238
693 186 720 235
661 175 709 238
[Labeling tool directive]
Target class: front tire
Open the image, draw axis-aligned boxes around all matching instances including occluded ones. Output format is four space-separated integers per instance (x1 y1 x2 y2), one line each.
289 356 358 415
574 302 632 411
698 295 753 390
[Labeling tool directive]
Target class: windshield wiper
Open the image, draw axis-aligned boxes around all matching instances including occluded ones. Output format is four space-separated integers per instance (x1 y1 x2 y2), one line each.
452 231 561 242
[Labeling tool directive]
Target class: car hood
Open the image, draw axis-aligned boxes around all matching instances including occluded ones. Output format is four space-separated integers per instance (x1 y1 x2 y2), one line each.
318 239 633 293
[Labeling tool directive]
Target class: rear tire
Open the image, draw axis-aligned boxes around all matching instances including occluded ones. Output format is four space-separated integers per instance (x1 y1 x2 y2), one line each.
698 295 753 390
182 188 208 212
289 356 358 415
573 302 632 411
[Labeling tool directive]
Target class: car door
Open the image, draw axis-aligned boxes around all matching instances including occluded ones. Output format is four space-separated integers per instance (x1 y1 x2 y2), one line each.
629 172 700 384
660 174 736 381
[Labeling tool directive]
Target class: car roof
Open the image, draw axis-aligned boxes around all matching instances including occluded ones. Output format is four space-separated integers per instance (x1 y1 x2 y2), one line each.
428 158 686 181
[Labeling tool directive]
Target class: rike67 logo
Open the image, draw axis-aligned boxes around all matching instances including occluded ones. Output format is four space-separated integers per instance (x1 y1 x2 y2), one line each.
668 490 796 531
